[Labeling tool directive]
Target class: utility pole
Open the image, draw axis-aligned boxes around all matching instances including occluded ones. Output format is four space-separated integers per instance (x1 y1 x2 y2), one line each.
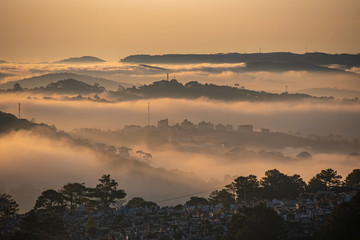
147 102 150 126
18 103 21 119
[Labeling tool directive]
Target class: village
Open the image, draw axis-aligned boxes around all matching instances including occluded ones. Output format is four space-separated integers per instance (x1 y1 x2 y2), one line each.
3 187 358 240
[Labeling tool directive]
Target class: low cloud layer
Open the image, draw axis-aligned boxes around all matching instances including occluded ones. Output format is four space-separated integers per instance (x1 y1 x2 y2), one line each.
0 129 216 213
1 94 360 139
1 127 358 213
1 61 359 94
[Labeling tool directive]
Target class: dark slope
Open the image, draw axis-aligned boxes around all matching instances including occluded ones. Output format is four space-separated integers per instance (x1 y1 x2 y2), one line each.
122 52 360 69
0 111 44 133
110 79 324 102
0 72 120 90
31 79 105 94
55 56 105 63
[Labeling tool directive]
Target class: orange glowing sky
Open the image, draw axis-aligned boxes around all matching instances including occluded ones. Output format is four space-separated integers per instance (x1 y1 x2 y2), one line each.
0 0 360 62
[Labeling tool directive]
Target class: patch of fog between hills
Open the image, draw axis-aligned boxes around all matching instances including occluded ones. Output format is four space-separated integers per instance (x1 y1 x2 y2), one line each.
1 95 360 139
0 129 219 213
0 62 359 93
1 128 359 213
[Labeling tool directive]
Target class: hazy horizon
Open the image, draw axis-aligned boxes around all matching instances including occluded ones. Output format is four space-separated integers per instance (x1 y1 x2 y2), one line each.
1 0 360 62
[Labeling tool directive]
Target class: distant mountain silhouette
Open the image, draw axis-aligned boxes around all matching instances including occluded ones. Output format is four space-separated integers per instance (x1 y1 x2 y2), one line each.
0 72 121 90
110 79 326 102
32 79 105 94
0 111 39 133
139 64 169 71
298 88 360 99
121 52 360 70
55 56 105 63
0 60 7 64
0 72 12 79
244 61 346 73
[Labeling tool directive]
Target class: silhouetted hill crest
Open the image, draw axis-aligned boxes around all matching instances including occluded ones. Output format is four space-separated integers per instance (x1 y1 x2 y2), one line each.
121 52 360 68
56 56 105 63
114 79 316 101
0 72 121 90
33 79 105 94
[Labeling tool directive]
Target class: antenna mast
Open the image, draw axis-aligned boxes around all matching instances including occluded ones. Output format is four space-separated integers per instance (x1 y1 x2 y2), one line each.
147 102 150 126
18 103 21 119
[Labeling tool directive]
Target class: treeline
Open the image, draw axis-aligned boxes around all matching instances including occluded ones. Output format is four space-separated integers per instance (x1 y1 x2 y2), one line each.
187 168 360 207
112 79 319 102
1 175 127 239
1 169 359 239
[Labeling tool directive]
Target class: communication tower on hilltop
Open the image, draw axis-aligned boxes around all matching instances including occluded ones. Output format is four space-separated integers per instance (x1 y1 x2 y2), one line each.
18 103 21 119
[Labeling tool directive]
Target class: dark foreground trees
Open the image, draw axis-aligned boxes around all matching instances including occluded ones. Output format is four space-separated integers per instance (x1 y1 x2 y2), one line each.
61 182 87 214
260 169 306 199
186 196 209 206
345 168 360 188
314 191 360 240
0 194 19 233
89 174 127 210
126 197 158 208
307 168 342 192
6 174 126 240
226 204 283 240
208 189 235 207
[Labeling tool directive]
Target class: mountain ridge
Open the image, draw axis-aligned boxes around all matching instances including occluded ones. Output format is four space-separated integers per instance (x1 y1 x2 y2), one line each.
0 72 122 90
55 56 105 63
121 52 360 69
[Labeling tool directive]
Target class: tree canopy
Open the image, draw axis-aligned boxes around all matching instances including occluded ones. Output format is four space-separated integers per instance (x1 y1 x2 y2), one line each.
314 191 360 240
89 174 126 210
260 169 306 199
126 197 158 208
34 189 65 212
344 169 360 188
226 204 283 240
186 196 209 206
307 168 342 192
61 182 88 214
0 193 19 231
208 189 235 207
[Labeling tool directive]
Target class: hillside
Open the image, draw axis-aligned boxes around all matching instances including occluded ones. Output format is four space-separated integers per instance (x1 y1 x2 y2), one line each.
55 56 105 63
121 52 360 71
0 111 41 133
31 79 105 94
299 88 360 99
121 52 360 66
0 72 121 90
110 79 322 102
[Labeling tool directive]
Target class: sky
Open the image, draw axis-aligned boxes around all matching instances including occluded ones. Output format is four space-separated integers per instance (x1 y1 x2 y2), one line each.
1 0 360 62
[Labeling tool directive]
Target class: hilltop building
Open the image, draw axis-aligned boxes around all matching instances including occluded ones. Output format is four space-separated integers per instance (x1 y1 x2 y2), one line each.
238 124 253 133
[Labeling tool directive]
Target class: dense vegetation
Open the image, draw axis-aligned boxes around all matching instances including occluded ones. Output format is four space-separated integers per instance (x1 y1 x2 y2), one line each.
1 168 359 240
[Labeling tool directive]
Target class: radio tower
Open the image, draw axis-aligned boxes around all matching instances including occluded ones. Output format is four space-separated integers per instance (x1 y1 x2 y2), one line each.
18 103 21 119
147 102 150 126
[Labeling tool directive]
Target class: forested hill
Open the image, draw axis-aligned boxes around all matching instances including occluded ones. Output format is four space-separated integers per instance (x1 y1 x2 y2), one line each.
121 52 360 68
112 79 326 102
31 79 105 94
0 111 40 133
